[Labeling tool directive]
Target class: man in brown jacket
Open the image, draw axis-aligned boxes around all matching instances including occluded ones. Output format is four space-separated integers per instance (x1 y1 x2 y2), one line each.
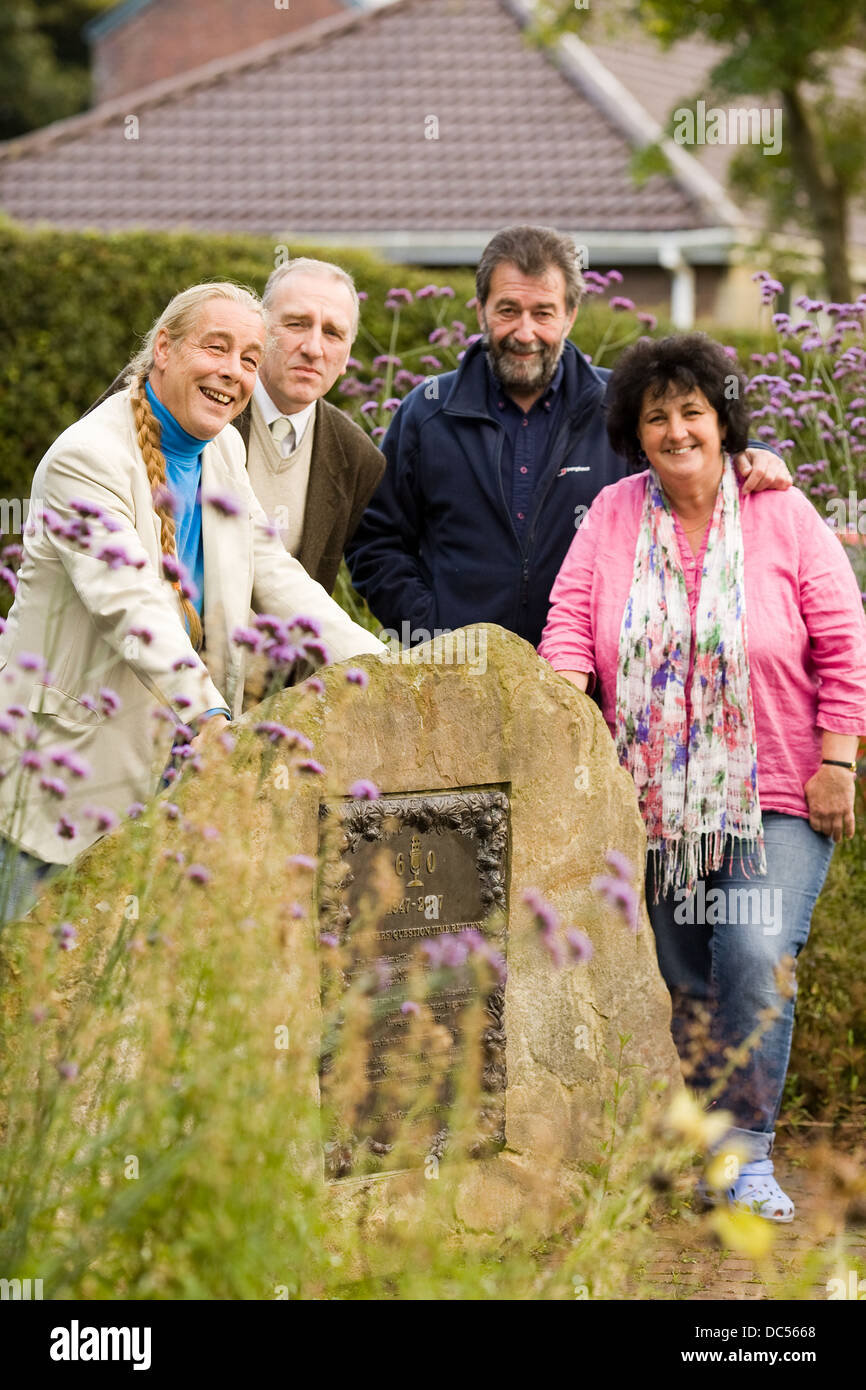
241 257 384 595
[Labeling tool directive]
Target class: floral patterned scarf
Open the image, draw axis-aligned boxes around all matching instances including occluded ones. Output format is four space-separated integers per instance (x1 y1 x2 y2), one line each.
615 457 765 900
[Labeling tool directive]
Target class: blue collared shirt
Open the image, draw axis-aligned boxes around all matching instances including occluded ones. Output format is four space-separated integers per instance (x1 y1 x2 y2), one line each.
486 356 566 542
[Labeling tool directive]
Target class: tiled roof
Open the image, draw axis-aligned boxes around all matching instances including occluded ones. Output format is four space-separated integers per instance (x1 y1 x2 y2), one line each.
582 18 866 250
0 0 716 237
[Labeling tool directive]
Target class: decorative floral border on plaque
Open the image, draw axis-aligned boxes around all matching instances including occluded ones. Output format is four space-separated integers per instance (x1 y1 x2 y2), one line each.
318 790 509 1179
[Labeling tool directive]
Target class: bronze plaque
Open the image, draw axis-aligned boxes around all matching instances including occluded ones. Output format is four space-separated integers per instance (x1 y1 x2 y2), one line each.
317 789 509 1180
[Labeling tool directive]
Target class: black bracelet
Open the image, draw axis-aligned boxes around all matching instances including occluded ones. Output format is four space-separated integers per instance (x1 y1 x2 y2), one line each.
822 758 857 773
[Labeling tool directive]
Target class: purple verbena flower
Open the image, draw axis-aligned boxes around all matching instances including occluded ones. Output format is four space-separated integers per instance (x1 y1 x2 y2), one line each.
186 864 211 885
99 687 121 717
253 613 288 640
151 484 174 513
302 638 330 666
287 853 318 872
348 779 380 799
56 816 76 840
204 491 242 517
592 874 640 931
345 668 368 687
265 642 299 667
523 886 567 965
17 652 44 672
39 776 67 799
38 506 64 534
296 758 326 775
98 544 145 571
232 626 262 652
401 1000 421 1015
69 499 105 520
289 615 322 638
253 721 314 751
604 849 635 882
161 554 184 583
385 287 413 308
565 927 594 963
51 749 91 779
522 886 560 934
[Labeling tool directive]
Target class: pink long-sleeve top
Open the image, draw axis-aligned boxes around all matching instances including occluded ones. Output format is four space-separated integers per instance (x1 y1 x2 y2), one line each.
538 472 866 819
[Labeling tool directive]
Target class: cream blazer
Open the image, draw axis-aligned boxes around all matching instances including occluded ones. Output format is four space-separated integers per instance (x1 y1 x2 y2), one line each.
0 390 383 863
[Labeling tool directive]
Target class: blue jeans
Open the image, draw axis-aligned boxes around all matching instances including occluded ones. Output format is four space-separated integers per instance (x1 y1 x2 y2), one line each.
0 838 57 924
647 813 834 1159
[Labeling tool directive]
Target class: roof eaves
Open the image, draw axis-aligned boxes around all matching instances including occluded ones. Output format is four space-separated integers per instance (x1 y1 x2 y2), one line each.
502 0 744 232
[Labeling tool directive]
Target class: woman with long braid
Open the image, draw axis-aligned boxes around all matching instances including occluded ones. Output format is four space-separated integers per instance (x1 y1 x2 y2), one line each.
128 372 204 653
0 283 383 917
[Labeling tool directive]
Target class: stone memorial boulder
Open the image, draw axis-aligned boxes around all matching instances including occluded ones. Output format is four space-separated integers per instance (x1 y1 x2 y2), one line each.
3 623 680 1239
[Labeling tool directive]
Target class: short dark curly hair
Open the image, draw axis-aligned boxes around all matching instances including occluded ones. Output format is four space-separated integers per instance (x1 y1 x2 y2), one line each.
605 332 749 470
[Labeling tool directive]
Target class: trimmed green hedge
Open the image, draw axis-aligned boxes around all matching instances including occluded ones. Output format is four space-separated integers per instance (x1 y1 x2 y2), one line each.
0 220 778 501
0 221 476 497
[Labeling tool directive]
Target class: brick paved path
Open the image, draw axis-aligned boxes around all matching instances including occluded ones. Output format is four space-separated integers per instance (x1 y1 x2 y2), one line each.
643 1135 866 1300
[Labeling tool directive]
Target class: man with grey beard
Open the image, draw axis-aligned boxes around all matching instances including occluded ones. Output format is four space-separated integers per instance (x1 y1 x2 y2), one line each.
347 223 790 650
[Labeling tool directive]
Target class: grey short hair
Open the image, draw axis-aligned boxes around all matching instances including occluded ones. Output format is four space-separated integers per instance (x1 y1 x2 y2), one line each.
476 225 585 313
263 257 361 339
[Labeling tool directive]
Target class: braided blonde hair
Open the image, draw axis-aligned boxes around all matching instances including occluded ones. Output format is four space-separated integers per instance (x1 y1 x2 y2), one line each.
126 283 264 652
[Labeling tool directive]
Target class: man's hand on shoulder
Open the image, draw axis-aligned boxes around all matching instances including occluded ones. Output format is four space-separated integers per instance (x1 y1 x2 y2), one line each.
733 448 792 493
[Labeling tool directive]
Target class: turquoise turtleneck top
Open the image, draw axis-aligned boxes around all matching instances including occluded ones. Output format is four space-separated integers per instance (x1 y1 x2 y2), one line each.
145 379 206 616
144 380 229 725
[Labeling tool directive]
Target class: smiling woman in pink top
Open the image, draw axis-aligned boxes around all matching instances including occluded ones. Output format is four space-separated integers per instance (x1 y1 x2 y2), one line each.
539 332 866 1224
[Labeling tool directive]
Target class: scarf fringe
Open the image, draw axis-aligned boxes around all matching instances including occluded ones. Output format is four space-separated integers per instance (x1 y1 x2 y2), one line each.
648 831 767 904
